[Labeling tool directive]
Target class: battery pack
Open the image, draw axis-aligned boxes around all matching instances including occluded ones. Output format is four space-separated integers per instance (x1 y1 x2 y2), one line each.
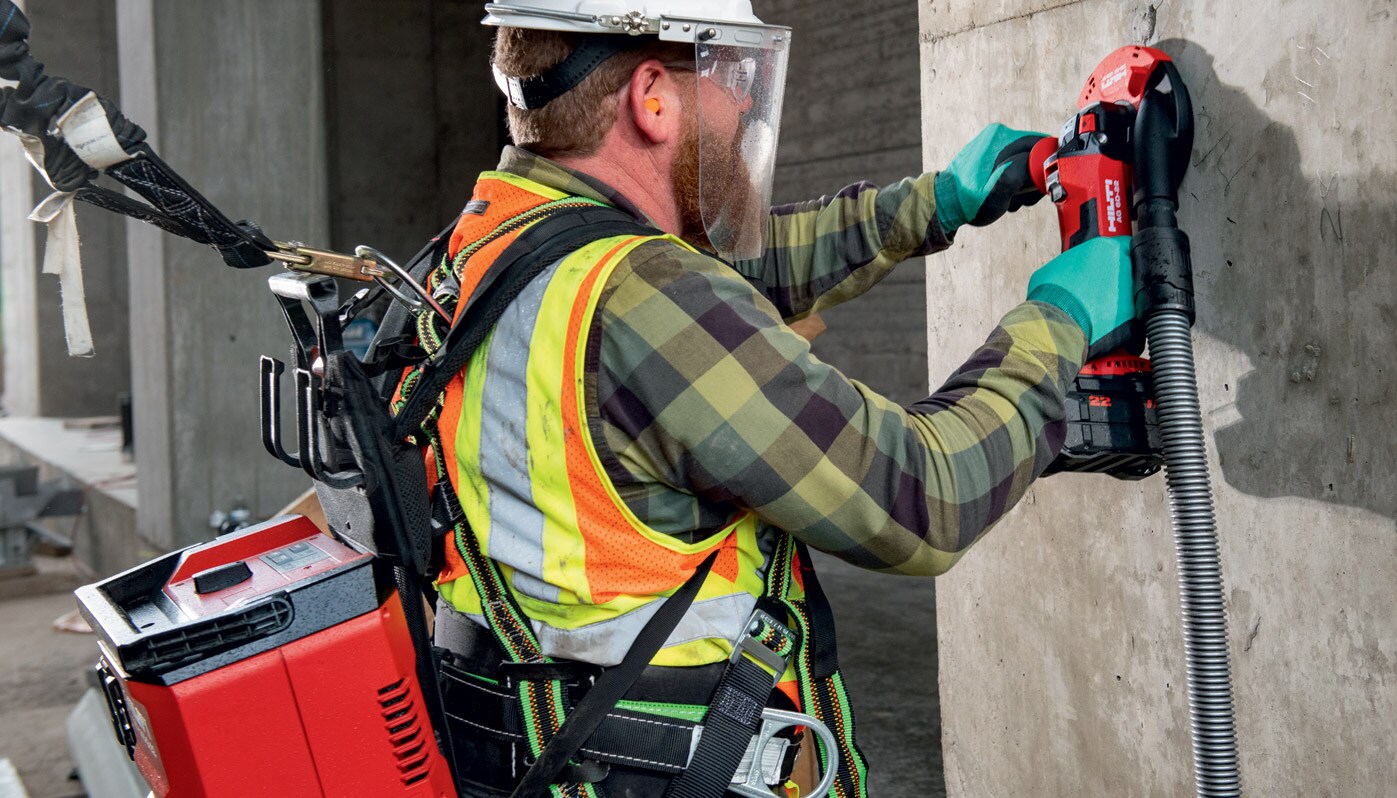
1044 354 1163 480
76 516 456 797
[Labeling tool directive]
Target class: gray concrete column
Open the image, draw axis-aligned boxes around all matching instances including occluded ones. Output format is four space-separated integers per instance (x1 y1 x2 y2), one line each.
0 31 39 414
116 0 327 550
771 1 930 407
0 0 129 419
765 3 945 795
920 2 1395 796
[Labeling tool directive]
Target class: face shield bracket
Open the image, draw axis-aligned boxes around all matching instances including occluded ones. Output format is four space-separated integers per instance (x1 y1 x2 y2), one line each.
482 4 790 47
655 17 790 52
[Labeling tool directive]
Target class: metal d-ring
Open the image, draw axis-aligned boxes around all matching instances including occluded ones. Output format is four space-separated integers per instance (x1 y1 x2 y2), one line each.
355 244 451 322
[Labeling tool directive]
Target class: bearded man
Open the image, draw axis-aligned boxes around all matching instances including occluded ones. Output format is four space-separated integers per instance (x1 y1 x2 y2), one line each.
410 3 1137 796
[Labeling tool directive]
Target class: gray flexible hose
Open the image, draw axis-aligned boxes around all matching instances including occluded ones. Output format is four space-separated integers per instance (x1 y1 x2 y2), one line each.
1144 308 1241 797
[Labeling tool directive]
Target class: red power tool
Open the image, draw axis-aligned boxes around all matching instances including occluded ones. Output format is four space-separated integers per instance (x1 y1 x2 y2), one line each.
1032 46 1178 480
1029 50 1244 797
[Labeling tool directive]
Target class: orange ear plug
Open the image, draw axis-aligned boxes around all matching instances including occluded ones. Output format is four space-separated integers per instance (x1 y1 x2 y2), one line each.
645 97 661 114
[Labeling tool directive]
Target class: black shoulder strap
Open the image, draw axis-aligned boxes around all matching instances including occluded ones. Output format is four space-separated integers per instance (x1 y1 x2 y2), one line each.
391 204 658 439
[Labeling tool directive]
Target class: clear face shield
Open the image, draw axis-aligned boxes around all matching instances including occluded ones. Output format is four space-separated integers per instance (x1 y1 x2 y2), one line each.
685 25 790 262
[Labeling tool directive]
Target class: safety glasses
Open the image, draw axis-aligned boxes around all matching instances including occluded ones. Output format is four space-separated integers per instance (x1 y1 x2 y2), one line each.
665 57 757 105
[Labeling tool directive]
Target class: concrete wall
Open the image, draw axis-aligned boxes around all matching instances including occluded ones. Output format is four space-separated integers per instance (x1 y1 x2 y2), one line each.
0 0 130 418
920 2 1396 796
117 0 328 551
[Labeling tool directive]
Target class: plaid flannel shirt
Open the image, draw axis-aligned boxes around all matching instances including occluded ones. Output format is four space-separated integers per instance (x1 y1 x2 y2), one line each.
497 146 1086 576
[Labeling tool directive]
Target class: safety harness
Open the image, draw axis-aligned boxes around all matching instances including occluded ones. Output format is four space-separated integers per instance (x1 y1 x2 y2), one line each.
388 200 872 798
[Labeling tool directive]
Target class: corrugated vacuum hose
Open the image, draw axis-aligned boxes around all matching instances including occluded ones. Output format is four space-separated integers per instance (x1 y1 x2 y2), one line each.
1146 309 1241 797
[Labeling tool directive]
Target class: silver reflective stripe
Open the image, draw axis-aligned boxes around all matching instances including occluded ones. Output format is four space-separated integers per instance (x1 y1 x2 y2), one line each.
477 259 562 603
537 591 756 667
458 591 757 668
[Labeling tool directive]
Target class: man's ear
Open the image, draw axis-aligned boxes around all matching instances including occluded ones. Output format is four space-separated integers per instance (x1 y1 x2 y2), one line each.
628 60 683 146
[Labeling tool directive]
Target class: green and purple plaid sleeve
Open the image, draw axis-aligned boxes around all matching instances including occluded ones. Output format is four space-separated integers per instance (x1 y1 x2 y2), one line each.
494 147 1084 573
731 173 951 320
590 241 1088 576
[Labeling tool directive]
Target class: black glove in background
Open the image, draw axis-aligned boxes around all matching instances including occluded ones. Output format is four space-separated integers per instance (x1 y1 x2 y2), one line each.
0 0 145 192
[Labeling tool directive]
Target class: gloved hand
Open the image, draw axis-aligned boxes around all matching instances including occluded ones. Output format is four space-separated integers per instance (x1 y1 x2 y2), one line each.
935 123 1052 238
1027 236 1136 360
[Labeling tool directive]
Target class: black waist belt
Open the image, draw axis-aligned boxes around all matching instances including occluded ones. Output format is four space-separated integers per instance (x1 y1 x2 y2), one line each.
433 601 801 792
436 602 713 777
439 657 700 776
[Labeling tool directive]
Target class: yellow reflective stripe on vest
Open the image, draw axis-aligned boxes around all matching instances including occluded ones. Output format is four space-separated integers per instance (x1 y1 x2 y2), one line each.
475 170 572 201
439 230 766 667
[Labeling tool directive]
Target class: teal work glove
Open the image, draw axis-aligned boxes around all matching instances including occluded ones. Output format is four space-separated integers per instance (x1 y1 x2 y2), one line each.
1027 236 1136 359
935 123 1052 238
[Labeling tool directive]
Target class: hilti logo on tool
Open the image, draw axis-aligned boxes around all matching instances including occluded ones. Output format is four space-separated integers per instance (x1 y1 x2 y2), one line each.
1100 64 1130 92
1103 178 1123 233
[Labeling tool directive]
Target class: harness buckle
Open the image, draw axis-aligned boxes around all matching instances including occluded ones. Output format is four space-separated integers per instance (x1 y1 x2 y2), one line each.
729 708 840 798
729 609 794 685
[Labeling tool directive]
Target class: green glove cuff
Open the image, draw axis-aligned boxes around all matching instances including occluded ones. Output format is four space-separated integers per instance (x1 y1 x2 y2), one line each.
936 123 1043 237
1026 236 1134 350
1026 284 1092 342
934 167 1008 237
932 170 963 236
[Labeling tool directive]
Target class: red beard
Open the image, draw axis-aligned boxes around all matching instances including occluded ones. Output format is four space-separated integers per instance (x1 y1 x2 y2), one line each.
670 114 755 256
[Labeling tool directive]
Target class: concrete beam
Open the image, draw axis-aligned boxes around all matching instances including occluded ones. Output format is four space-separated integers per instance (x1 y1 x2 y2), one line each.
921 1 1396 795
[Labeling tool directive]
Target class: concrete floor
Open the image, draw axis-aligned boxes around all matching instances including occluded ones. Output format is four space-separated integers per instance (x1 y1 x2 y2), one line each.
0 558 90 798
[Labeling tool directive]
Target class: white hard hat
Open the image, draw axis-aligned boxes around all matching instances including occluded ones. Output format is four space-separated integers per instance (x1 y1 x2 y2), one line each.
482 2 768 37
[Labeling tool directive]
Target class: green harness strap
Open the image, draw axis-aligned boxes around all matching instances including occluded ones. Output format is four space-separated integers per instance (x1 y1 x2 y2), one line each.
766 534 871 798
396 199 611 798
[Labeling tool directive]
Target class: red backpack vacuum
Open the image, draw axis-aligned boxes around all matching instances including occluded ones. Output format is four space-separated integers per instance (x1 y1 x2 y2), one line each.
77 516 457 796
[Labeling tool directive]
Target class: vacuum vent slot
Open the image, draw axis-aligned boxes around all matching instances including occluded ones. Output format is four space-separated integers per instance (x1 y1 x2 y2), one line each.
123 595 295 676
377 678 433 786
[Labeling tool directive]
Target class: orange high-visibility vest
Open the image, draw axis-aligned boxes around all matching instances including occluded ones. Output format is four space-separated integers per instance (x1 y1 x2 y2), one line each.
427 172 792 670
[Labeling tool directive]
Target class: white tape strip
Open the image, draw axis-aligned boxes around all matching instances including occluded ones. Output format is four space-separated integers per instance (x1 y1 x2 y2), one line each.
11 128 56 188
54 91 132 170
0 77 17 90
29 191 95 357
